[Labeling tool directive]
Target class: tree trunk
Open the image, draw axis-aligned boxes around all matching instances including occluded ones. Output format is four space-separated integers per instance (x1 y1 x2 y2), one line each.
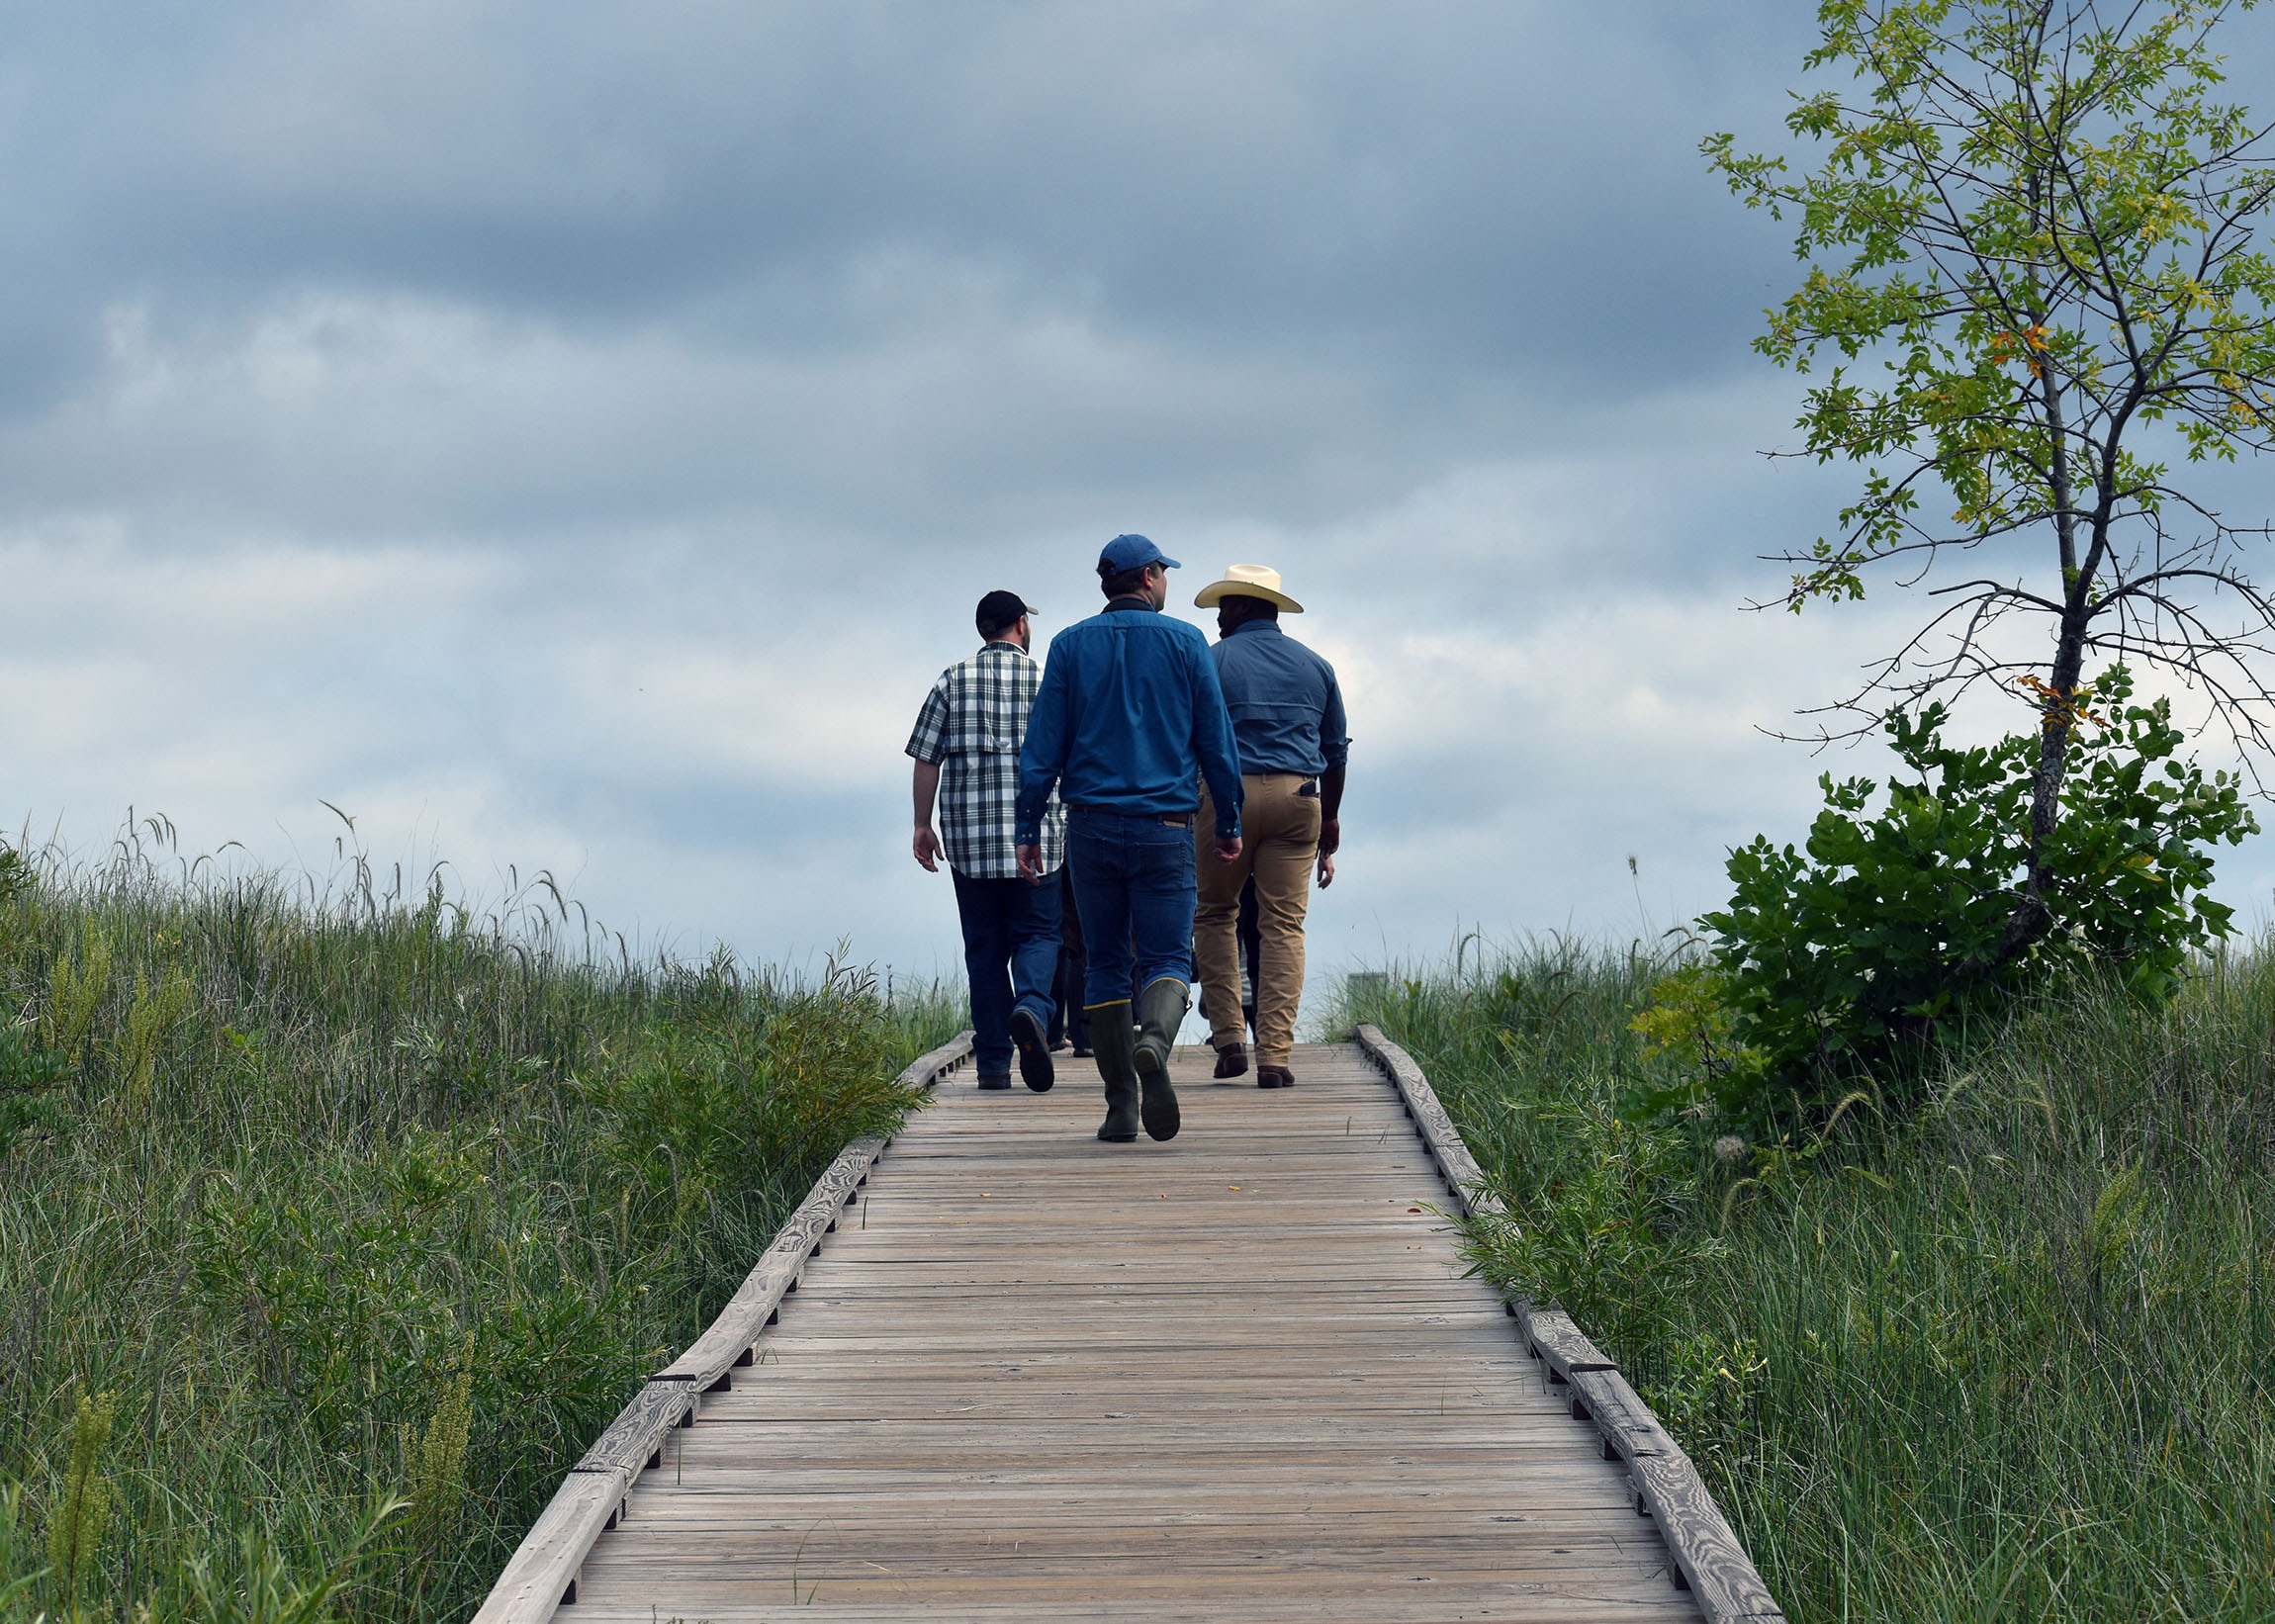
1991 609 2088 967
1986 272 2090 973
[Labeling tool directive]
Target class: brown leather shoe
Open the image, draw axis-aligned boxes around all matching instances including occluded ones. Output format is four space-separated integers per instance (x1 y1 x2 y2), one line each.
1255 1065 1296 1090
1213 1041 1249 1079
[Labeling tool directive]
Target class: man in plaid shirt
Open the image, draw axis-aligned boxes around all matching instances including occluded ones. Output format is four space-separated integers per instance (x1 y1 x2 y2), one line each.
908 589 1068 1092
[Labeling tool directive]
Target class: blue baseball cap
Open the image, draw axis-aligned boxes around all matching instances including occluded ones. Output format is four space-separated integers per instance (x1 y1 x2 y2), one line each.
1100 533 1180 573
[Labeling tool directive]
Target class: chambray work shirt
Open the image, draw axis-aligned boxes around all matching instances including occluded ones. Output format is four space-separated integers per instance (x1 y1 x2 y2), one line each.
1016 598 1244 843
906 641 1065 880
1212 619 1350 776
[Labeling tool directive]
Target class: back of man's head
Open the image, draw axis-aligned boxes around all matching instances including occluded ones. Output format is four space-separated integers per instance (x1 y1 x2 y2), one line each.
975 589 1033 639
1098 561 1151 599
1097 533 1178 600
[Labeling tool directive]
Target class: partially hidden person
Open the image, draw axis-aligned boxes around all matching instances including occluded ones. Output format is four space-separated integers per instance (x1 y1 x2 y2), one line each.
1190 564 1348 1089
1015 535 1243 1143
907 589 1065 1093
1047 865 1092 1058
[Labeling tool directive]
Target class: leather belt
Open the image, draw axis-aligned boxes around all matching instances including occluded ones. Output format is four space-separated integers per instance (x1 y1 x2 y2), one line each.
1069 805 1194 828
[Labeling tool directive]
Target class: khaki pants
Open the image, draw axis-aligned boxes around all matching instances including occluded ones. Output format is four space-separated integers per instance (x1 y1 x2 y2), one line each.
1195 775 1320 1068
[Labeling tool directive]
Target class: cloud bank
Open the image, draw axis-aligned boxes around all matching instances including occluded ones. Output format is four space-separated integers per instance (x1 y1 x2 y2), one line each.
7 1 2274 994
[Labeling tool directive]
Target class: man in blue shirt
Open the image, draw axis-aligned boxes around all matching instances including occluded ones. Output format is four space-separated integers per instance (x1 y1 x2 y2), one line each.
1016 535 1244 1142
1189 564 1349 1089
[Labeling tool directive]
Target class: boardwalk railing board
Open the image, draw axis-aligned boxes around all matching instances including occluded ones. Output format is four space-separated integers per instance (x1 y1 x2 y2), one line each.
468 1030 974 1624
1350 1022 1503 1218
473 1470 627 1621
647 1134 886 1390
1523 1307 1619 1381
1348 1022 1785 1624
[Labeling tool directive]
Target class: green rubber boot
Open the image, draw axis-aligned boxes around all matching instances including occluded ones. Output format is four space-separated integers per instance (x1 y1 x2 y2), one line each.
1133 977 1186 1142
1090 1003 1141 1142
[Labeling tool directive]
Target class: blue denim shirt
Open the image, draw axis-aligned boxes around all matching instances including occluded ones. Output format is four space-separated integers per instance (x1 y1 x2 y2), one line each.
1212 619 1349 776
1016 598 1244 842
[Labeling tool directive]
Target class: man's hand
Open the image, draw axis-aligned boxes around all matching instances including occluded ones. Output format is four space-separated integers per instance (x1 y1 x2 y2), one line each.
913 826 943 871
1017 842 1044 881
1317 850 1335 889
1318 816 1340 857
1214 834 1242 863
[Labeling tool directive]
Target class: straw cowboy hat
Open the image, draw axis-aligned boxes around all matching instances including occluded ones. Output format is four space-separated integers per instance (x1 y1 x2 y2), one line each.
1192 563 1304 613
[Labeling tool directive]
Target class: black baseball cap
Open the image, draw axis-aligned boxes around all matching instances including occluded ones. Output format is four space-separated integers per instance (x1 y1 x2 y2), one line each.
975 589 1037 634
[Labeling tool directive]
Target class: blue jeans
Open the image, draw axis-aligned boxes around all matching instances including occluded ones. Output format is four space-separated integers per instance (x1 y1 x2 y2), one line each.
1066 807 1196 1009
952 868 1063 1077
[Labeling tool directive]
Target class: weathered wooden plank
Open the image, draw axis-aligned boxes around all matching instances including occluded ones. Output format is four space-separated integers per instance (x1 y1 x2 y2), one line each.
573 1384 694 1478
1570 1367 1681 1462
893 1030 976 1091
1520 1306 1619 1383
467 1466 627 1624
650 1135 885 1388
1630 1448 1786 1621
563 1585 1700 1624
1350 1023 1505 1218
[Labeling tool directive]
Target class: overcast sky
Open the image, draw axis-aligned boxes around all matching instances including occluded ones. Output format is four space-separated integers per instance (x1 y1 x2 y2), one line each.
7 1 2275 1001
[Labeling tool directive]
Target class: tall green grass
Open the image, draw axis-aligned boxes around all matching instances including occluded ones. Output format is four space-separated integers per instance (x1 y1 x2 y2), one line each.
1338 939 2275 1623
0 831 960 1623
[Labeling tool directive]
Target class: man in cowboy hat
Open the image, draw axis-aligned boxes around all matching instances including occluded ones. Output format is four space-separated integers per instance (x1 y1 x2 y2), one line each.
1015 535 1243 1143
908 588 1065 1093
1190 564 1348 1089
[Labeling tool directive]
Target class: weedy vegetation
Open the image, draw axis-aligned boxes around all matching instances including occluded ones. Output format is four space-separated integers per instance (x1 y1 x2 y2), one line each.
0 823 959 1623
1340 934 2275 1623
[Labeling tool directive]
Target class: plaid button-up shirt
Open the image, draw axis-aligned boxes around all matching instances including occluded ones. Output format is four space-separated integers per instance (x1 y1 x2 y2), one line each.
906 641 1066 880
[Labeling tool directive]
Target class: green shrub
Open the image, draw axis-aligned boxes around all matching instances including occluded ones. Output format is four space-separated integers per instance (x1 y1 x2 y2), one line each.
1694 670 2253 1128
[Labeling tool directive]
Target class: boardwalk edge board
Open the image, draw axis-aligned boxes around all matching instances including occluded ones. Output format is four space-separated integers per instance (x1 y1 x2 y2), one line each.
1349 1022 1786 1624
467 1029 976 1624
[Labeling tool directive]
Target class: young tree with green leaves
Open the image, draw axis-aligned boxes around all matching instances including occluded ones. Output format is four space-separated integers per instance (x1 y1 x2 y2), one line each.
1706 0 2275 972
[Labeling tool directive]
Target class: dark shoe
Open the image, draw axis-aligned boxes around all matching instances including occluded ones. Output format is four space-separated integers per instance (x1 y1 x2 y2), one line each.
1071 1043 1093 1058
1256 1065 1296 1090
1213 1041 1249 1080
1090 1003 1140 1141
1133 979 1185 1141
977 1074 1014 1091
1009 1007 1055 1093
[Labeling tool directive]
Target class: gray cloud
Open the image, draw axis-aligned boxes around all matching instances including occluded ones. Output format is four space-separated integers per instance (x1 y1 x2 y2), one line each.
7 0 2274 985
4 4 1815 383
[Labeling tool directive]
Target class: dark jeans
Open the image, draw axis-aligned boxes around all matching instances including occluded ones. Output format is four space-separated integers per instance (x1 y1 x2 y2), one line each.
1066 807 1197 1009
1048 866 1090 1050
952 868 1063 1077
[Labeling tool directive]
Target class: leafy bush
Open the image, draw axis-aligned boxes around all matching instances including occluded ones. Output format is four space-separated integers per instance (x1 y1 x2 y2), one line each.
1690 671 2254 1128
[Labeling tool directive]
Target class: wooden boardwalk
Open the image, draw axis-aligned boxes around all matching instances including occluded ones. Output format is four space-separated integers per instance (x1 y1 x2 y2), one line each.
557 1040 1706 1623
